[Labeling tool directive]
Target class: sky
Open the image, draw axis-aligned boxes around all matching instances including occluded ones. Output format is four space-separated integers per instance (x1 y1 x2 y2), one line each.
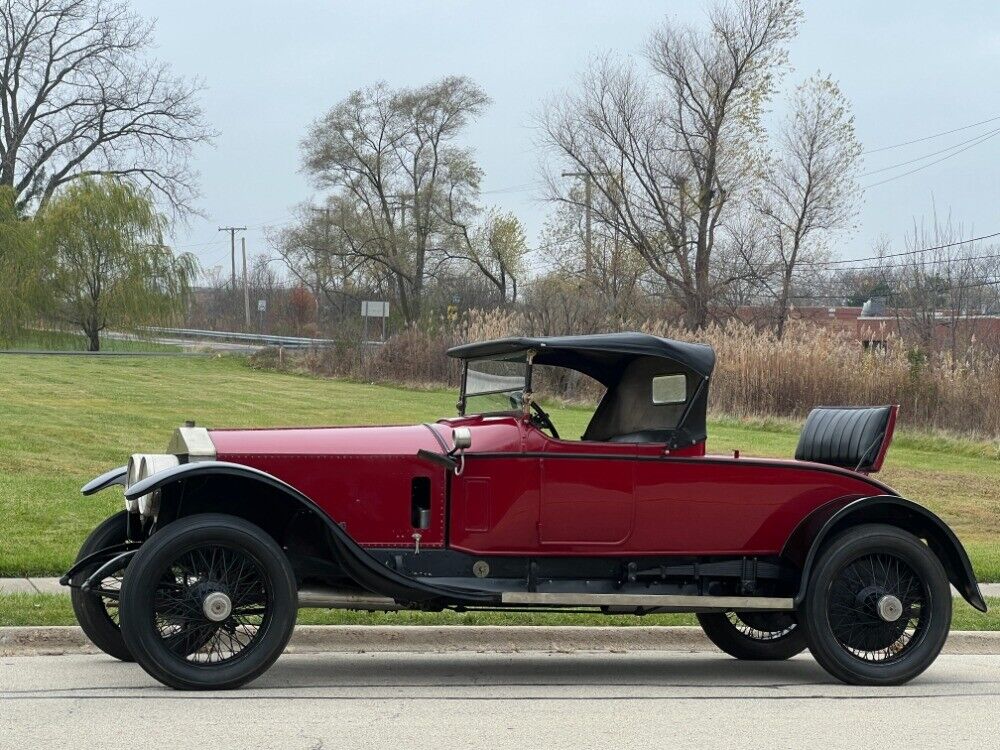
132 0 1000 280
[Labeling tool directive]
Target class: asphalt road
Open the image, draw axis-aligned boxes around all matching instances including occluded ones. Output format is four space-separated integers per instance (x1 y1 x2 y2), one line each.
1 651 997 749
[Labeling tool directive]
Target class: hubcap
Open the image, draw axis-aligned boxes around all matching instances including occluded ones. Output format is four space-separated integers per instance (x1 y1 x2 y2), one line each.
877 594 903 622
828 553 927 663
202 591 233 622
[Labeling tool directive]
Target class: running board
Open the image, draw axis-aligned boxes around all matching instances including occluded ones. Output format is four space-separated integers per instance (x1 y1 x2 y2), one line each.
500 592 794 610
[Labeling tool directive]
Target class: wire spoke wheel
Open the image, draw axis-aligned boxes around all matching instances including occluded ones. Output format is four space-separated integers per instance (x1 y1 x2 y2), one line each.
70 511 135 662
697 609 807 660
802 524 951 686
93 569 125 626
151 544 272 665
725 611 797 641
827 552 927 664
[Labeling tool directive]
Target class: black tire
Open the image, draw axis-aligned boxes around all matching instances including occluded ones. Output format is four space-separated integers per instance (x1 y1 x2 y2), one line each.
697 611 807 660
70 511 134 662
120 513 297 691
799 523 951 686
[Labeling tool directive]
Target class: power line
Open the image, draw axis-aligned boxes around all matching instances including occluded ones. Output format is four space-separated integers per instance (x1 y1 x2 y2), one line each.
789 277 1000 301
863 128 1000 188
798 231 1000 267
860 126 1000 177
797 250 1000 276
864 113 1000 154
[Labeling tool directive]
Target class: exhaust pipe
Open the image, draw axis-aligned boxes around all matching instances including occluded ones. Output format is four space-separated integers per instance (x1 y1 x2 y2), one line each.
297 587 401 611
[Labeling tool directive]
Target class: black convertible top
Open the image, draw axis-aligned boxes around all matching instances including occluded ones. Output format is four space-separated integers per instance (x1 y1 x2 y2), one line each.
447 332 715 383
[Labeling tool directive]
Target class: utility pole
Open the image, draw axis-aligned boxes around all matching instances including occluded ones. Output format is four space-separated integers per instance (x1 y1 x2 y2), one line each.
218 226 246 290
562 172 593 279
241 236 251 330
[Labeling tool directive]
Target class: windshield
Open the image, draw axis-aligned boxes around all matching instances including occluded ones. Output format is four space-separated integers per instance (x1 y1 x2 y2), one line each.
463 356 527 415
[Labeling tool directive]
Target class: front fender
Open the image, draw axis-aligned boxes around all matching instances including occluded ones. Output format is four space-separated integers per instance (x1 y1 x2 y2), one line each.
81 465 127 495
785 495 987 612
125 461 495 606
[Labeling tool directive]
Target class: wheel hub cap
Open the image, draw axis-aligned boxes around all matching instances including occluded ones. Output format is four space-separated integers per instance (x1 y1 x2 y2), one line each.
877 594 903 622
202 591 232 622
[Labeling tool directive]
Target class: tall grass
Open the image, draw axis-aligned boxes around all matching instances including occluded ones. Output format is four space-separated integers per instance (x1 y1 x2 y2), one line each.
259 311 1000 438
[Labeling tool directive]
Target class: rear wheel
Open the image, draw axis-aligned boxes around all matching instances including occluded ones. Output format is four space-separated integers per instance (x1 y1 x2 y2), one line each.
800 524 951 686
697 611 807 660
70 511 134 662
120 514 297 691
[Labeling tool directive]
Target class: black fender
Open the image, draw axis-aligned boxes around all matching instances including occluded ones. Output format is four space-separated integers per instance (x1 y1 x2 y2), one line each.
81 466 127 495
59 542 141 586
124 461 497 606
79 550 137 595
784 495 987 612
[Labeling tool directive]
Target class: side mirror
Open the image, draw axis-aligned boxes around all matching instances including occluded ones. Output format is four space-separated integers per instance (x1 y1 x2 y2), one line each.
452 427 472 451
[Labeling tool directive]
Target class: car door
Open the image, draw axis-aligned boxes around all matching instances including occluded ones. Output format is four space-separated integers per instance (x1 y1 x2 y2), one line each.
537 437 637 547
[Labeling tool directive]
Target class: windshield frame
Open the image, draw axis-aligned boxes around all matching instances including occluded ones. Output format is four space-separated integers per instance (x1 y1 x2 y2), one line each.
458 350 534 417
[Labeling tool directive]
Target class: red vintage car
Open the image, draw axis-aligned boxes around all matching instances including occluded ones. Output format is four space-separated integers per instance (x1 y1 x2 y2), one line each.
64 333 986 690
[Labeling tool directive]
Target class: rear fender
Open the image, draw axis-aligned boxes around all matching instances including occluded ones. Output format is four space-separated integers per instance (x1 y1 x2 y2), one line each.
784 495 987 612
124 461 495 606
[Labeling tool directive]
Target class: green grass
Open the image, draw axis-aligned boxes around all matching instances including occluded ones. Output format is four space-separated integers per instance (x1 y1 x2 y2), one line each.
2 328 180 352
2 593 997 629
0 353 998 584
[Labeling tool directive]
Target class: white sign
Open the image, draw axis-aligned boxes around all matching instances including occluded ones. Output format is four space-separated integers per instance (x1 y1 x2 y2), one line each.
361 300 389 318
257 299 267 312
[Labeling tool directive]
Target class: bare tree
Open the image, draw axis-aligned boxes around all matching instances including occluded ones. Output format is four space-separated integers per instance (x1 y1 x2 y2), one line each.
541 0 801 328
301 77 490 324
0 0 212 215
268 202 371 321
890 216 1000 358
446 209 526 304
751 74 861 335
538 192 646 314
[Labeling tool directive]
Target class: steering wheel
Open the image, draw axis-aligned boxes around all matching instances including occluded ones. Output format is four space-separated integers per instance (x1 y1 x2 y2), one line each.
530 400 560 439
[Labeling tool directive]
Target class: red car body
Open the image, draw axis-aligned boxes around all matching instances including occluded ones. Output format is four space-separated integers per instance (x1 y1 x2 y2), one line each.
208 415 895 559
67 332 986 689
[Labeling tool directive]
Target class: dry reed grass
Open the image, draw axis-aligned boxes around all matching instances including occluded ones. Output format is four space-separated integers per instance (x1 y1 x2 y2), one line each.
258 310 1000 438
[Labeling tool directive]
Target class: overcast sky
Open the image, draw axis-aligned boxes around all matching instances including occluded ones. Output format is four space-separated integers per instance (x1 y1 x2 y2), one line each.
133 0 1000 279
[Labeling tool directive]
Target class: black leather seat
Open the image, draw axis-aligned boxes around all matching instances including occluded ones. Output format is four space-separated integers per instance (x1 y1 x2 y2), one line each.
795 406 895 472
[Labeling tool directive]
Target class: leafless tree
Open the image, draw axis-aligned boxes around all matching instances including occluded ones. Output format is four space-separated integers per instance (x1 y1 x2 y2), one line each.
301 76 490 324
890 216 1000 358
540 0 801 329
268 202 374 322
750 74 861 336
444 208 526 304
0 0 213 215
537 191 646 315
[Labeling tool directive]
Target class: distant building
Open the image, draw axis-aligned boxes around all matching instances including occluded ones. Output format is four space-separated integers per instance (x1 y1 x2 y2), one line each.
735 301 1000 350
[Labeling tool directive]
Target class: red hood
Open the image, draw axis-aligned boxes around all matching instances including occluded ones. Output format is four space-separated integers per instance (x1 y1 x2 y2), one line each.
209 423 445 458
208 415 524 460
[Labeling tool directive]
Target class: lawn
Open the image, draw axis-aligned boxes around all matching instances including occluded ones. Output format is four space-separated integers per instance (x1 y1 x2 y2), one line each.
0 353 998 585
2 593 997 630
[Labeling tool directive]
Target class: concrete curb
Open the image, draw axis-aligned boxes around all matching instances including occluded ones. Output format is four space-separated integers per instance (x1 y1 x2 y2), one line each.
3 625 1000 657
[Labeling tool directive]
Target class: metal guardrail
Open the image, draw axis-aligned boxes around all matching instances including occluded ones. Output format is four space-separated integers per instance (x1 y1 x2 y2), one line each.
143 326 371 349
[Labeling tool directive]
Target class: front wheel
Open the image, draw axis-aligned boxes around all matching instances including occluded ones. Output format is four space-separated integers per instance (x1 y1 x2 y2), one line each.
70 511 134 662
119 513 297 690
697 611 807 660
799 524 951 686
